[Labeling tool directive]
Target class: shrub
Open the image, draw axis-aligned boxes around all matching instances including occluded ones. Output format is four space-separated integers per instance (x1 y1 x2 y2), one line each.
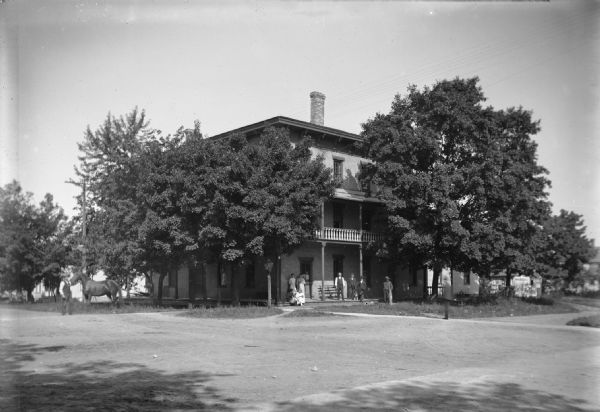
567 315 600 328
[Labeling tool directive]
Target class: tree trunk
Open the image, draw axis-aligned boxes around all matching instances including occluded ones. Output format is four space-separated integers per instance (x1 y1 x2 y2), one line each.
217 260 222 307
431 264 442 298
156 272 166 306
276 254 282 305
26 288 34 303
188 262 196 309
505 268 512 297
232 271 239 306
422 266 428 298
202 261 208 307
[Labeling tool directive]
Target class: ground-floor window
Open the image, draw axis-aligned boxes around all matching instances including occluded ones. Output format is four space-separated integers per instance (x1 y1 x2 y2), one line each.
333 254 344 279
168 270 177 287
219 266 227 288
245 263 255 288
464 271 471 285
298 258 313 282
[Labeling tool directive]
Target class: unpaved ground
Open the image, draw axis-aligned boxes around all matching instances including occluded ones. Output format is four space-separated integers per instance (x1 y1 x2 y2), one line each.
1 303 599 411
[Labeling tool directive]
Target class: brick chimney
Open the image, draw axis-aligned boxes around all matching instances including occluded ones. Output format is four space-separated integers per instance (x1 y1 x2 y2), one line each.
310 91 325 126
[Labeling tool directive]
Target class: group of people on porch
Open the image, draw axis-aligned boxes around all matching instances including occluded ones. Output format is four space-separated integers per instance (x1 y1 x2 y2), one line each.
287 271 395 304
333 272 369 302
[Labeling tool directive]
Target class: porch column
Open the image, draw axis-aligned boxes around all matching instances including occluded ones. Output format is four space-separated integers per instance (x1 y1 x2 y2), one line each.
358 203 363 233
321 241 326 301
359 243 363 279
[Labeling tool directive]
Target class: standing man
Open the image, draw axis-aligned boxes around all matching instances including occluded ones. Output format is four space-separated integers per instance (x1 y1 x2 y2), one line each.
348 273 357 300
335 272 345 301
59 273 72 315
357 275 367 302
383 276 393 304
442 272 453 320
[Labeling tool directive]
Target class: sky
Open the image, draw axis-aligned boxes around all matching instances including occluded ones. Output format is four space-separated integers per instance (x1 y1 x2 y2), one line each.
1 0 599 241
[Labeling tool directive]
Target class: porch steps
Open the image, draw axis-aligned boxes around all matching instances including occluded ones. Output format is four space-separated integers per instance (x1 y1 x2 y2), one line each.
317 285 338 300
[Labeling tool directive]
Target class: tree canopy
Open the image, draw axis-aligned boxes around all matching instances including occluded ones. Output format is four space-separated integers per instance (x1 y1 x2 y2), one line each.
136 126 332 302
359 77 554 292
0 181 72 300
75 110 332 302
536 210 595 282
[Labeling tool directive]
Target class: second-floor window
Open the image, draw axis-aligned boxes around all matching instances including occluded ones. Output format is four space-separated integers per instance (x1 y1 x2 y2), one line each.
358 162 369 192
333 158 344 185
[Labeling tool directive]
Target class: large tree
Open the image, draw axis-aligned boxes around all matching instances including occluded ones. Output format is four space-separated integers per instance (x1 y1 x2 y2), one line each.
0 181 71 301
201 128 333 303
536 210 595 283
74 108 157 290
359 77 551 295
138 127 333 304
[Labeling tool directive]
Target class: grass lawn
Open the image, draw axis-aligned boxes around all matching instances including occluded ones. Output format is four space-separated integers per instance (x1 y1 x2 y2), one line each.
4 300 177 314
283 309 340 318
181 306 283 319
308 296 578 319
8 295 587 320
7 301 284 319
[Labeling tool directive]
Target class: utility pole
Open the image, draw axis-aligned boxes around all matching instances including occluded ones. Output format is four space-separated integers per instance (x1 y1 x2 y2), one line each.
81 179 86 274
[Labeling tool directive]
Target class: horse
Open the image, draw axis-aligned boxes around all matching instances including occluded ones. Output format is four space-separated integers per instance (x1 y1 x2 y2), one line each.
70 272 122 307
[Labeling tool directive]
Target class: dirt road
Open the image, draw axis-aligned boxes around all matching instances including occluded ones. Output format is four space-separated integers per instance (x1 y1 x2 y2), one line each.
1 304 599 411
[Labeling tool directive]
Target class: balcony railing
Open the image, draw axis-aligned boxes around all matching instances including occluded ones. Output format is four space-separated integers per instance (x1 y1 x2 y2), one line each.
314 227 383 243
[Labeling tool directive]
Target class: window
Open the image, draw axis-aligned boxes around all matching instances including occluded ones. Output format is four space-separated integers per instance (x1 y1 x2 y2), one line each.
245 263 255 288
358 162 369 192
219 266 227 288
411 266 419 287
333 255 344 280
362 208 372 231
464 271 471 285
333 158 344 185
333 203 344 228
168 270 177 287
299 258 313 282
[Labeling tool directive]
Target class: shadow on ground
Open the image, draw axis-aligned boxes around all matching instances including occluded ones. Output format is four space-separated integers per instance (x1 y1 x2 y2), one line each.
0 339 236 411
267 380 597 412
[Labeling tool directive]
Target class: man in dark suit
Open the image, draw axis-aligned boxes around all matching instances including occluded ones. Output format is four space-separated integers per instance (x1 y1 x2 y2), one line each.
348 273 357 300
357 275 367 302
335 272 345 301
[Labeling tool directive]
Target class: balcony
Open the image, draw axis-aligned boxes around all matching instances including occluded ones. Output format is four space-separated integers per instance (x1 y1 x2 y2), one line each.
314 227 383 243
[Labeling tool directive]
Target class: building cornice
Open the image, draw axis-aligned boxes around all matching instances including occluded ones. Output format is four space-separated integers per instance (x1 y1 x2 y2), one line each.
211 116 362 144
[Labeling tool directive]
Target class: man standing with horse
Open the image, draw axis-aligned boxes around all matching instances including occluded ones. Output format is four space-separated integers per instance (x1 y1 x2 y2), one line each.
59 273 72 315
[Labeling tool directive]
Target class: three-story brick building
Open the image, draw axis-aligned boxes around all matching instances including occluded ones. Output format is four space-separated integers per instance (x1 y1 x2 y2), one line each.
155 92 436 304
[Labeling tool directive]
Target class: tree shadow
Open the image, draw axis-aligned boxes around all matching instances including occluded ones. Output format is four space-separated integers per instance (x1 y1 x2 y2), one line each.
269 379 598 412
0 339 237 411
